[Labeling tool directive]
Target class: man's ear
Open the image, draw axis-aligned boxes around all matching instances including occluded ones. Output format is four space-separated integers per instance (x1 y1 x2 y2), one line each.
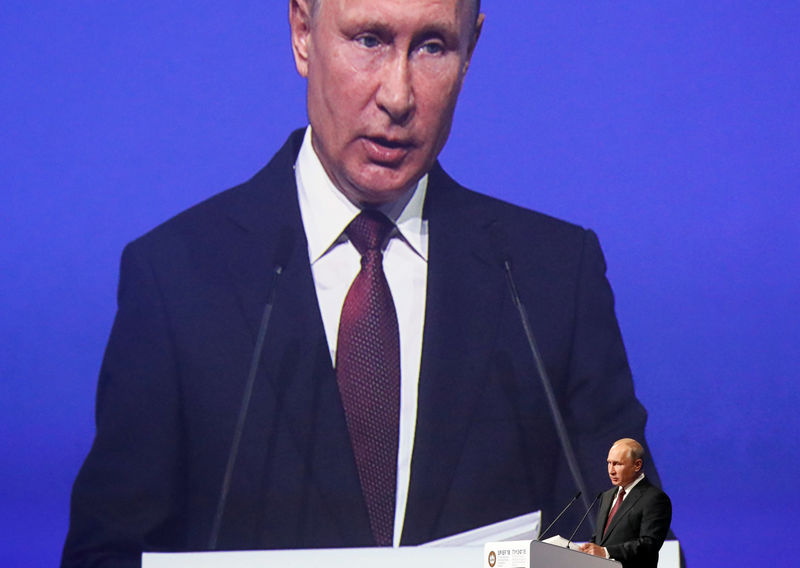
462 12 485 75
289 0 313 78
634 459 643 473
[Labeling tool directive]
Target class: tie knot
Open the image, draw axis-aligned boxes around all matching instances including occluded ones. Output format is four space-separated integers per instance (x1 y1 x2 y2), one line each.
346 210 395 256
619 487 626 498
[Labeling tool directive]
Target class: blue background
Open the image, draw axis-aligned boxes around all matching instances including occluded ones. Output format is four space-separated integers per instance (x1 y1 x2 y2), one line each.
2 2 798 566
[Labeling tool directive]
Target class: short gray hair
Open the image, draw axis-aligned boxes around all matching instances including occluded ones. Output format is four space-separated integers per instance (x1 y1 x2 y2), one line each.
612 438 645 462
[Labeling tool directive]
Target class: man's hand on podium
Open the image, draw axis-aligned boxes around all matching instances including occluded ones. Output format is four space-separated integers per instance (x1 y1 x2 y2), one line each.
579 543 608 558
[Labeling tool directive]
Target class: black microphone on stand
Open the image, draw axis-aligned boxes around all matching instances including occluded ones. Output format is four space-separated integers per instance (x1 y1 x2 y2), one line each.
490 225 592 519
538 491 581 541
207 228 294 550
567 492 603 547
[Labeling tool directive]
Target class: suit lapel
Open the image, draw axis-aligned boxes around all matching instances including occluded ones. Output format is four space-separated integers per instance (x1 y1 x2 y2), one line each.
221 132 371 545
223 140 302 339
596 489 615 540
402 165 508 543
600 480 647 544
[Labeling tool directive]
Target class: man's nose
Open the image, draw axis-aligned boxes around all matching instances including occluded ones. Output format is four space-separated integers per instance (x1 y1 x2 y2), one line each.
376 53 415 124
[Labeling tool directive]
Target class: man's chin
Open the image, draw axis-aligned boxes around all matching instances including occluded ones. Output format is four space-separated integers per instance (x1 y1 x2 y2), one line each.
352 186 412 206
344 171 420 205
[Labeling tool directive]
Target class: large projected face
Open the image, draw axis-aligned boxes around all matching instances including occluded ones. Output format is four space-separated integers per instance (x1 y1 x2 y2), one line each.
290 0 483 205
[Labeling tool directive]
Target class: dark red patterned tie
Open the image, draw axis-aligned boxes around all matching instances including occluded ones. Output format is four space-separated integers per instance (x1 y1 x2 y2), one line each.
604 487 626 536
336 209 400 546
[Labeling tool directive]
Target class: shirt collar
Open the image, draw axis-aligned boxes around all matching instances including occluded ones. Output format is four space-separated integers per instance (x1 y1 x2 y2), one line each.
295 126 428 264
620 473 645 495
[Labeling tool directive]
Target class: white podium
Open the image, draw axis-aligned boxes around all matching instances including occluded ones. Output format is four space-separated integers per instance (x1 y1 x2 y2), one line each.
144 546 476 567
143 540 679 568
484 540 620 567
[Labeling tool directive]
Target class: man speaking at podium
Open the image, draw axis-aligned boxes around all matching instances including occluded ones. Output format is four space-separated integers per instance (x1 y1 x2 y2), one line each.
63 1 662 566
580 439 671 568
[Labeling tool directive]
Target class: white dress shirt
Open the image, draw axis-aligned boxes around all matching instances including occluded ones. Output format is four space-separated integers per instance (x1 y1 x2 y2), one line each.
294 126 429 546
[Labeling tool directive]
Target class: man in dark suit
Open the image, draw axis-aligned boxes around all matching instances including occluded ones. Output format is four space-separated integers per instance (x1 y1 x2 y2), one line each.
580 439 672 568
63 1 661 565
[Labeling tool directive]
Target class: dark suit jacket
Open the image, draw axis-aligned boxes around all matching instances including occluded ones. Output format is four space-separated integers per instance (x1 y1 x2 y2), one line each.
63 130 658 567
591 477 672 568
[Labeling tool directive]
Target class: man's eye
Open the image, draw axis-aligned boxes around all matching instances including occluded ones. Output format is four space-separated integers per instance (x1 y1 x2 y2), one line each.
356 35 381 48
420 41 445 55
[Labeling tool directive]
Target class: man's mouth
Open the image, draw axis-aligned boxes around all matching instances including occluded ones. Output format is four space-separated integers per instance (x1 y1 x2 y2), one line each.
362 136 413 165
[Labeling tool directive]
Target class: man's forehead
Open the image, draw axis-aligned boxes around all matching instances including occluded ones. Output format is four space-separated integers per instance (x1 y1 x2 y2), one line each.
309 0 479 8
311 0 480 21
312 0 479 43
608 445 632 460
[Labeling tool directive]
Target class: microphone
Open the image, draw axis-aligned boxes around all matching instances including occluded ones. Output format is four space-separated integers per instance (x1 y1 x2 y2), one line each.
567 492 603 547
489 225 592 522
207 228 294 550
538 491 581 541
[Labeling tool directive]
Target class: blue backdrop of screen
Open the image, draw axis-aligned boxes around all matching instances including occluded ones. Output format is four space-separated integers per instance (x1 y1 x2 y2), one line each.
1 2 798 566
